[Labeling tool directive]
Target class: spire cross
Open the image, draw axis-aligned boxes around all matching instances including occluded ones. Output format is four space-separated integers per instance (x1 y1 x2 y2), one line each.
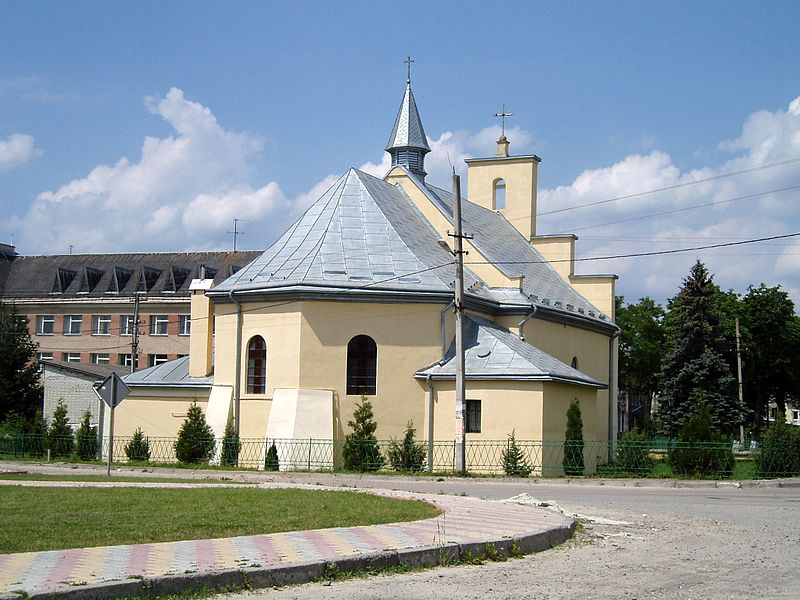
494 104 514 136
404 56 414 84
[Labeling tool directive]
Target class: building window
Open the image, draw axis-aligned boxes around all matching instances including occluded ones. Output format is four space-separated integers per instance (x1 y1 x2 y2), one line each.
36 315 55 335
64 315 82 335
792 410 799 421
148 354 169 367
120 315 136 336
571 356 578 370
118 354 133 367
493 179 506 210
149 315 169 336
246 336 267 394
465 399 482 433
37 352 54 362
91 353 110 365
178 315 191 336
346 335 377 395
62 352 81 363
92 315 111 336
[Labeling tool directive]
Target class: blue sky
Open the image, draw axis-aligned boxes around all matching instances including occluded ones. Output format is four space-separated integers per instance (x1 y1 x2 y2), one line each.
2 1 800 305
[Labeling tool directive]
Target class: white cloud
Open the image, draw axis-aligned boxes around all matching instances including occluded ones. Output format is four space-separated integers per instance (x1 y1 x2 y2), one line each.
0 133 40 171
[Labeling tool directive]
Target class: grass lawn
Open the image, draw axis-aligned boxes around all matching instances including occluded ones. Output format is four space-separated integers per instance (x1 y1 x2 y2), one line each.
0 487 440 553
0 473 253 484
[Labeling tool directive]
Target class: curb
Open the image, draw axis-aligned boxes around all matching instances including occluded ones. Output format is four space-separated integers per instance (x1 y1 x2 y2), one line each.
1 520 574 600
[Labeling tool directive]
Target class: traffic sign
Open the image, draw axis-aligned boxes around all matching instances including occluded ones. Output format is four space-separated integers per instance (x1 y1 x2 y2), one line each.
94 373 131 408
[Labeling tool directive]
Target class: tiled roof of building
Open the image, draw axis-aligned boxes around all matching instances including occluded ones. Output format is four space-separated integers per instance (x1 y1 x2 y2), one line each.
415 313 606 388
0 251 261 300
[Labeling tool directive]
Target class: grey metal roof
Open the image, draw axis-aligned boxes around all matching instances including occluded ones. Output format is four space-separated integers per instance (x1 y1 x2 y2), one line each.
211 168 496 303
41 360 128 380
123 355 213 388
0 251 261 300
415 313 606 388
385 83 430 153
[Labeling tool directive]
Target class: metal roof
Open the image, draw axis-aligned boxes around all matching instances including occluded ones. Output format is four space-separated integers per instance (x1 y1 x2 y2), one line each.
385 83 430 153
41 360 128 380
123 355 213 388
415 313 606 388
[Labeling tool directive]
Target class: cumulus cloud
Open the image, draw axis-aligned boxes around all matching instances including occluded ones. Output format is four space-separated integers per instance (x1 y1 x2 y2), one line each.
539 95 800 305
0 133 40 171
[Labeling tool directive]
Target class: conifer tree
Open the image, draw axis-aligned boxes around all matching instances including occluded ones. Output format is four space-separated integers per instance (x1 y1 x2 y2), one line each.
220 416 240 467
125 427 151 462
387 421 426 472
0 305 42 421
47 401 74 458
502 430 532 476
563 398 584 476
658 261 742 436
342 395 384 471
75 411 98 461
264 441 279 471
174 402 215 464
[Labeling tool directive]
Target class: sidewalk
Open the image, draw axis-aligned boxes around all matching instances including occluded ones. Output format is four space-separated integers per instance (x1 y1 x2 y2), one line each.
0 480 573 600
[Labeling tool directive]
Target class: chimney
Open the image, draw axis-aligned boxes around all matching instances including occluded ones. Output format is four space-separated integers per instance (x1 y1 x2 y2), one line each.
188 278 215 377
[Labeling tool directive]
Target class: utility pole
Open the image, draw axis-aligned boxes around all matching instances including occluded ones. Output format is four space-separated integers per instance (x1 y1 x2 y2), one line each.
227 218 246 252
131 294 141 373
451 173 467 473
736 317 745 443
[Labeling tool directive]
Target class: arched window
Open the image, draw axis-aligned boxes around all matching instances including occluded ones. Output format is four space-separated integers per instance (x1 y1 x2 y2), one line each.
493 179 506 210
347 335 377 395
247 336 267 394
571 356 579 370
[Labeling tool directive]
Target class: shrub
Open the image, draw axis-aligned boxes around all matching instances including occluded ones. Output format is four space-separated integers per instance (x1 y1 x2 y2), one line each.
615 427 654 474
668 402 734 478
47 401 74 458
74 411 98 461
174 402 215 464
342 395 384 472
264 441 279 471
220 416 240 467
387 421 426 472
755 418 800 477
125 427 151 462
563 398 584 476
502 430 532 477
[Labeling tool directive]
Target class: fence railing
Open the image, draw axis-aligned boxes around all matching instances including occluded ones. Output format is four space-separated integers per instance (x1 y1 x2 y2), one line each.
0 434 796 479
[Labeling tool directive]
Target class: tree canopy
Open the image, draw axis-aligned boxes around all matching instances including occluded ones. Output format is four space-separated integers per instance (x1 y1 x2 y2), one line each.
0 304 42 423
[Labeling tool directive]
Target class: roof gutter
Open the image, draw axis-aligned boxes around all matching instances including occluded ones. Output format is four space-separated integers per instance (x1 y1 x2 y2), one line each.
517 305 537 341
440 300 454 364
230 289 242 436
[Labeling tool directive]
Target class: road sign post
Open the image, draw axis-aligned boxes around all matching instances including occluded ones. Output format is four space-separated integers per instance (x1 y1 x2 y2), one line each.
94 373 131 476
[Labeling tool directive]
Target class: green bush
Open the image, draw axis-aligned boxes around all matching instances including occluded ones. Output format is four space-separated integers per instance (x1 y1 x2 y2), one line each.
342 396 384 472
47 401 75 458
264 441 279 471
220 416 240 467
668 402 734 478
125 427 151 462
387 421 426 472
174 402 215 464
563 398 584 476
755 418 800 477
502 430 532 476
74 411 98 461
615 427 653 474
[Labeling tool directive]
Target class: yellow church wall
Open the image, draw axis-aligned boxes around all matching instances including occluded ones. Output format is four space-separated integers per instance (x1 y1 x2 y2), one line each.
568 275 617 320
297 300 441 441
529 236 575 283
112 389 210 439
541 382 604 475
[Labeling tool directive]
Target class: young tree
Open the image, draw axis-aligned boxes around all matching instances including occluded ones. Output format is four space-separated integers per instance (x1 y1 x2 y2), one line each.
220 416 240 467
658 261 743 436
563 399 584 476
174 402 215 464
387 421 426 472
668 400 734 478
264 441 279 471
47 401 74 458
342 396 384 472
501 430 532 477
74 411 98 461
0 305 42 422
125 427 151 462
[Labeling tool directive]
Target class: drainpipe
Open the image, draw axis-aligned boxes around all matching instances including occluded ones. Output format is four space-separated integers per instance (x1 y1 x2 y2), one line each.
230 290 243 435
440 300 454 364
426 373 434 472
608 330 619 451
517 305 538 341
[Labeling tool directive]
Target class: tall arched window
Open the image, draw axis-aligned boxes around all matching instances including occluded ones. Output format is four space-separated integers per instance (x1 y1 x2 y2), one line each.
493 179 506 210
347 335 377 395
247 335 267 394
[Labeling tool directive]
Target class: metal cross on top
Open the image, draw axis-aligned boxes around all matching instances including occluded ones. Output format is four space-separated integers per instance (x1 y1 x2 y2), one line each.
404 56 414 83
495 104 514 136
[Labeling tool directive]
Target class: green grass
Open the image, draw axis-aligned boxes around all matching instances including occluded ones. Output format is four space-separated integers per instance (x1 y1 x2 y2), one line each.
0 472 253 484
0 487 440 553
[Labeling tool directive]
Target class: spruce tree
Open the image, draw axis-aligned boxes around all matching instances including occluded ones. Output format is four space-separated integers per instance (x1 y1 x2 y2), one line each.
174 402 215 464
0 305 42 421
47 401 74 458
387 421 426 472
563 398 584 476
342 395 384 471
220 416 240 467
75 411 98 461
264 441 279 471
658 261 742 436
125 427 151 462
502 430 532 476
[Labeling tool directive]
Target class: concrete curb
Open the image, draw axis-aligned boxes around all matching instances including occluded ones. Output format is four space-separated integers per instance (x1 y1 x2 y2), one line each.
1 519 575 600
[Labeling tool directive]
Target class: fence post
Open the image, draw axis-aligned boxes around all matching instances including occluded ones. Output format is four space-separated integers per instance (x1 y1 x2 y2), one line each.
308 438 312 470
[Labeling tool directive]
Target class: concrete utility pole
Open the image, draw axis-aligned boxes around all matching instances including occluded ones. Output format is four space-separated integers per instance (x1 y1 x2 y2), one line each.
452 173 467 473
736 317 745 443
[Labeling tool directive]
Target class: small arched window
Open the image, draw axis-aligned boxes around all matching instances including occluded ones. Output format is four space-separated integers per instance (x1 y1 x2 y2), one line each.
347 335 377 395
247 335 267 394
571 356 579 370
493 179 506 210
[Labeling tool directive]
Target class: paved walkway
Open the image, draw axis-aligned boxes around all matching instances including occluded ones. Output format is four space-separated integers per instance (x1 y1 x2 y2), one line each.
0 480 573 599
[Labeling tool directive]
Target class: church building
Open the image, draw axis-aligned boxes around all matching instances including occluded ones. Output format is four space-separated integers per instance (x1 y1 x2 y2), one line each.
117 77 619 472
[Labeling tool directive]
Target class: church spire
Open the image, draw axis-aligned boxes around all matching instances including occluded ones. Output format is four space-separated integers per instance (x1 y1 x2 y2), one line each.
385 57 430 180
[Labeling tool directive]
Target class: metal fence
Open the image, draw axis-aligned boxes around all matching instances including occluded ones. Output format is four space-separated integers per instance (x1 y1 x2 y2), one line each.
0 433 797 479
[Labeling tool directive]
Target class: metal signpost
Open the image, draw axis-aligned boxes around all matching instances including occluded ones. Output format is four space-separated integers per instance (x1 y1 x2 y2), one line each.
94 373 131 476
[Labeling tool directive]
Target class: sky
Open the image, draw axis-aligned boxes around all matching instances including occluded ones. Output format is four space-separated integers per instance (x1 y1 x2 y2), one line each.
2 1 800 306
